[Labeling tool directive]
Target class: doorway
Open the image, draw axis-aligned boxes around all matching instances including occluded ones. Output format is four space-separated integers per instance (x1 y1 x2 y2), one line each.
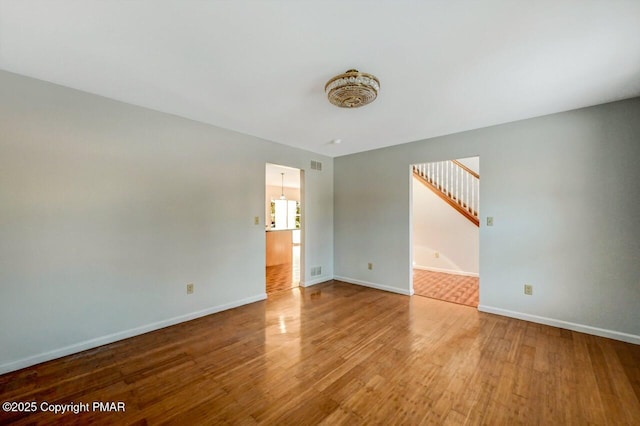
410 156 480 307
265 163 302 294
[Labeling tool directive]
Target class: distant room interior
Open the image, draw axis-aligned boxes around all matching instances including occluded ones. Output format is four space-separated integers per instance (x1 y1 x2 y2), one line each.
412 156 479 307
265 163 302 294
1 2 640 423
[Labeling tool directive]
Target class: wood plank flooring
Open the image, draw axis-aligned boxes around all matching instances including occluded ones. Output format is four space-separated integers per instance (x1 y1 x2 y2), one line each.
266 246 300 294
1 280 639 425
413 269 479 307
265 263 297 293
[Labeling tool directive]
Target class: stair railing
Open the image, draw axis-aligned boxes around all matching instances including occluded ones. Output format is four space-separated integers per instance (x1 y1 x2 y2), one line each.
413 160 479 226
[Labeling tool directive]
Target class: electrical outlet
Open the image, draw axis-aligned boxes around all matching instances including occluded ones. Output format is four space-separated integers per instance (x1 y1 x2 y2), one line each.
187 283 194 294
368 262 373 270
254 216 260 225
524 284 533 296
487 217 494 226
434 251 440 259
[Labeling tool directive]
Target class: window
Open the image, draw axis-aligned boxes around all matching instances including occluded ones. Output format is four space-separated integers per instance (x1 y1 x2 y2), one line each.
271 200 300 230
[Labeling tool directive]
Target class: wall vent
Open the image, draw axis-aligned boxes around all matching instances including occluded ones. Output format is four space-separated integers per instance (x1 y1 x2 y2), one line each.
311 160 322 171
311 266 322 276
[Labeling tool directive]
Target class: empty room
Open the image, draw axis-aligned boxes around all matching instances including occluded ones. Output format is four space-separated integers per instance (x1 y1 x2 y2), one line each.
1 1 639 424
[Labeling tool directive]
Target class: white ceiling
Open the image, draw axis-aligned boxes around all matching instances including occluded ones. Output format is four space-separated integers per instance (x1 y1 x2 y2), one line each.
266 163 300 189
1 1 639 157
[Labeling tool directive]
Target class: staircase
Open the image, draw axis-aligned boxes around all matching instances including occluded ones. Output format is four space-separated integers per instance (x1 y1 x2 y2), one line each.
413 160 479 226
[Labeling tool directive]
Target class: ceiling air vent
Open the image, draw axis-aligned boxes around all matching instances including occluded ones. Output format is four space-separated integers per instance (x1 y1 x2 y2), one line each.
311 160 322 171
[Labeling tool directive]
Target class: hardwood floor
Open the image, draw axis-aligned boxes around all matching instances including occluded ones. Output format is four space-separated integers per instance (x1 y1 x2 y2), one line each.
266 245 300 294
265 263 296 293
413 269 479 307
1 280 639 425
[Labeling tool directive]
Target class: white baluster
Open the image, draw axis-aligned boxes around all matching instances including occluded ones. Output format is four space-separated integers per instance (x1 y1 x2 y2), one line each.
447 161 451 196
475 177 479 216
444 161 447 192
471 176 475 214
469 173 476 213
457 164 460 202
466 173 469 211
462 171 466 208
448 162 451 195
443 161 447 192
472 176 475 215
452 162 455 197
444 162 448 194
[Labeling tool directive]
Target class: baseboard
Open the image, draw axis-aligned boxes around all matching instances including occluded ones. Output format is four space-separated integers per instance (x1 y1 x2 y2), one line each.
478 305 640 345
300 276 332 287
334 275 413 296
0 293 267 375
413 265 479 277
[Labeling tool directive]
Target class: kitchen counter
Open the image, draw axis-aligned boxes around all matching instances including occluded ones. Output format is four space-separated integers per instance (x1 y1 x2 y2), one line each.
266 229 292 266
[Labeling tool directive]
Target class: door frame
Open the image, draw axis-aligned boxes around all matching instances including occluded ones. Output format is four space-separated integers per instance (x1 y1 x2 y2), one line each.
264 163 304 293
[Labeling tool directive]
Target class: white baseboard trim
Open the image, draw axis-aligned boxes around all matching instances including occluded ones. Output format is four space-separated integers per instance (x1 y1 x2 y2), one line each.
0 293 267 375
300 276 332 287
334 275 413 296
413 265 479 277
478 305 640 345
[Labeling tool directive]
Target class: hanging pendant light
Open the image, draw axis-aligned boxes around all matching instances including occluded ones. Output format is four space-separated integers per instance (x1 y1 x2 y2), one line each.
280 173 286 200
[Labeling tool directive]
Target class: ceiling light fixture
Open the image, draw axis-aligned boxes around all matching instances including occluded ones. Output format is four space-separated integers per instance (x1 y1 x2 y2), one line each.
325 69 380 108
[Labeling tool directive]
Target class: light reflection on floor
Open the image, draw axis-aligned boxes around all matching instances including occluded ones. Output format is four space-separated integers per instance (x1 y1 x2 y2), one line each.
266 245 300 294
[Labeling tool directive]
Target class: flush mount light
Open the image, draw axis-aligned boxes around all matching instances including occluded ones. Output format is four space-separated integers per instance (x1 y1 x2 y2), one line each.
325 69 380 108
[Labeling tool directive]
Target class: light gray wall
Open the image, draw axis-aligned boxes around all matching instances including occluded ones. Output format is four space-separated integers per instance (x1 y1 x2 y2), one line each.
0 70 333 373
335 97 640 343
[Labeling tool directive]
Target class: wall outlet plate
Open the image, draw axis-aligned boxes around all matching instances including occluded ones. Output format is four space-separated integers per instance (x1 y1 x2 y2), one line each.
524 284 533 295
368 263 373 270
187 283 194 294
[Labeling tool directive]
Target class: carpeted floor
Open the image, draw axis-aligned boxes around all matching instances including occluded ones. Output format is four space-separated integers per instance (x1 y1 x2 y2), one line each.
413 269 479 307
